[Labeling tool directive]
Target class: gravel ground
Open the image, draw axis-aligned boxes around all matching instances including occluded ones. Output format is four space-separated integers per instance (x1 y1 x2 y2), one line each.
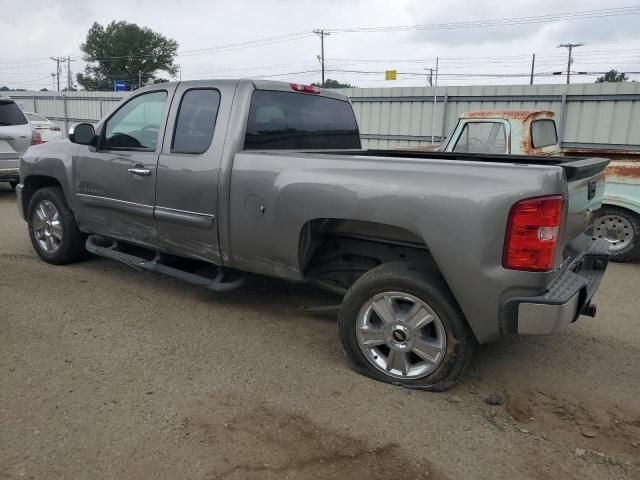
1 183 639 480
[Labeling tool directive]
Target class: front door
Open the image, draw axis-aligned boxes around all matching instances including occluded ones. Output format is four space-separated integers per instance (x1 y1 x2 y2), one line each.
154 81 231 264
73 88 174 247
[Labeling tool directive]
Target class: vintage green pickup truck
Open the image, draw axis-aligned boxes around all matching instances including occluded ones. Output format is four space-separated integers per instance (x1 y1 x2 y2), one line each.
436 110 640 262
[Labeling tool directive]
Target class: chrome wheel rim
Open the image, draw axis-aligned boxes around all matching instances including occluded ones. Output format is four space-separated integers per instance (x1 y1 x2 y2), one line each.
595 214 633 252
32 200 62 254
356 291 447 380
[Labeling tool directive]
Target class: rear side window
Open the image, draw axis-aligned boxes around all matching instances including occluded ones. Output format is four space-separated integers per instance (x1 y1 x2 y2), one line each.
0 102 27 126
172 89 221 154
531 119 558 148
452 121 506 154
244 90 360 150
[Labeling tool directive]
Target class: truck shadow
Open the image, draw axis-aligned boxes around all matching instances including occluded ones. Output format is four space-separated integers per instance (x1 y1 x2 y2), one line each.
0 183 16 201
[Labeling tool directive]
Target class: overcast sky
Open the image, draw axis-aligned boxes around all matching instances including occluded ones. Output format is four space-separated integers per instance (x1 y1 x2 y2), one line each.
1 0 639 90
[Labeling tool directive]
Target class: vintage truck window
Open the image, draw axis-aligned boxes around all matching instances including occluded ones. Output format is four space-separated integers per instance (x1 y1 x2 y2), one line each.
531 119 558 148
452 121 506 154
104 91 167 151
171 89 221 154
244 90 360 150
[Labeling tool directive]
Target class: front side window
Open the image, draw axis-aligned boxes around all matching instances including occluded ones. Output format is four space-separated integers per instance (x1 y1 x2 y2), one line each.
103 91 167 150
172 89 221 154
244 90 361 150
531 119 558 148
453 122 507 154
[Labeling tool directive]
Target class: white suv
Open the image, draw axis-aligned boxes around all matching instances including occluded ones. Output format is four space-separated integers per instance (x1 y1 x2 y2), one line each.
0 95 37 189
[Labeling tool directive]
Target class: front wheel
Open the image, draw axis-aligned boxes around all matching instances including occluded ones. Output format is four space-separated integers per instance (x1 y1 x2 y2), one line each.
338 262 475 391
594 206 640 263
27 186 86 265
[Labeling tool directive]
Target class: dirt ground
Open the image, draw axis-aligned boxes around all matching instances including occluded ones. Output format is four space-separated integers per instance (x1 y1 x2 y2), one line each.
1 182 639 480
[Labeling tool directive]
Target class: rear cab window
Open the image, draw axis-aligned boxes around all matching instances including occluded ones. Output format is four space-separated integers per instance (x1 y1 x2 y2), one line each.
531 119 558 148
244 90 361 150
0 101 28 126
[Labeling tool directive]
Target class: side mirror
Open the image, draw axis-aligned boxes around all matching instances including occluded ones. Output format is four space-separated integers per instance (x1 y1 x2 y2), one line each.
69 123 96 146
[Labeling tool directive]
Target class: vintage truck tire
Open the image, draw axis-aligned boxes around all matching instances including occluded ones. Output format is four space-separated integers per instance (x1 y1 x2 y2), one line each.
595 206 640 263
338 262 475 391
27 187 86 265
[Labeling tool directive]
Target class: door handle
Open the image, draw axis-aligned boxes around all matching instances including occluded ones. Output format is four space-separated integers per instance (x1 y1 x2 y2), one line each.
128 166 151 176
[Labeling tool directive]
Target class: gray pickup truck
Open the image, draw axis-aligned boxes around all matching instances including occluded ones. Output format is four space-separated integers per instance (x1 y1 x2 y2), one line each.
17 79 610 390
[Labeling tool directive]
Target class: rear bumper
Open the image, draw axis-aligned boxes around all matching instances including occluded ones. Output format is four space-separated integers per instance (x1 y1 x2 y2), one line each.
0 166 19 181
504 238 610 335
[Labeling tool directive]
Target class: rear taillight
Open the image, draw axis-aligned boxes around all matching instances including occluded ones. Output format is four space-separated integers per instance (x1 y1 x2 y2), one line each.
50 126 60 131
290 83 320 94
503 195 564 272
31 129 43 145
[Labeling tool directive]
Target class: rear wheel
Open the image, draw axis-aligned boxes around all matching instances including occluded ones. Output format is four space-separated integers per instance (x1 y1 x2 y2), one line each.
594 206 640 262
338 262 475 391
27 187 86 264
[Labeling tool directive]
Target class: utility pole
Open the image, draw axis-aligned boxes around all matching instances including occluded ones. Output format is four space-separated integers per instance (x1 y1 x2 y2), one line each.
66 56 75 90
139 70 142 89
558 43 584 85
51 73 56 91
529 53 535 85
430 57 439 145
313 29 330 87
425 67 434 87
50 57 63 91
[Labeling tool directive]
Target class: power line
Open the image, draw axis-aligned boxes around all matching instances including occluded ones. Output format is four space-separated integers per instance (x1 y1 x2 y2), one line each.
325 6 640 33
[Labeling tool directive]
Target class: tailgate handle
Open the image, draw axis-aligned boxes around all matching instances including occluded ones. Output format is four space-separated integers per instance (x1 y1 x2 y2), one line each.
588 180 597 200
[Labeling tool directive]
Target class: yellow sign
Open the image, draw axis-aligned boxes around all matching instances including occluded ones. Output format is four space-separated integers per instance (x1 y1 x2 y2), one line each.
385 70 397 81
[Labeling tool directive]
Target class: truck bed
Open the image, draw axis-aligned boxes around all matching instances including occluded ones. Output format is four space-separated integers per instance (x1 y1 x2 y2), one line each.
322 149 609 181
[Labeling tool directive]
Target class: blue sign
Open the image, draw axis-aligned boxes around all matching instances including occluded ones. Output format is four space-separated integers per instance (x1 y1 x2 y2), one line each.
113 80 127 92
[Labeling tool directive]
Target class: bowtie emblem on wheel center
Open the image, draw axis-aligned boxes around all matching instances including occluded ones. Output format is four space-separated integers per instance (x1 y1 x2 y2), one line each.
392 329 407 342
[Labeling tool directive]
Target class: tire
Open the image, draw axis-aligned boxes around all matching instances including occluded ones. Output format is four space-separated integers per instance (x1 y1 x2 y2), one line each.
9 180 18 190
594 206 640 263
338 262 475 391
27 186 86 265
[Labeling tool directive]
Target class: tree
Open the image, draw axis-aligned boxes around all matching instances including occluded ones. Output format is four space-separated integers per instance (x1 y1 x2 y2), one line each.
39 88 49 92
595 70 629 83
76 21 178 91
312 78 357 89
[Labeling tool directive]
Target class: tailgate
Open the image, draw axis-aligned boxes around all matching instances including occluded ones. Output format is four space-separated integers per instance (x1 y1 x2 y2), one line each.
560 157 609 259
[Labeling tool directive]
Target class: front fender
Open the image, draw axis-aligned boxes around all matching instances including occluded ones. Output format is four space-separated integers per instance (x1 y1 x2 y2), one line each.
20 141 78 205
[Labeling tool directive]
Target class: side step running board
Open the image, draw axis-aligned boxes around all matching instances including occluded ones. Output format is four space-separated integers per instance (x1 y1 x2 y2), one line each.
85 235 245 292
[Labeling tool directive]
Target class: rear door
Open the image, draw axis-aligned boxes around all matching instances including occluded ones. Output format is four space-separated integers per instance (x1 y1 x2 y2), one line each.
73 87 175 247
0 99 31 176
154 81 234 264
